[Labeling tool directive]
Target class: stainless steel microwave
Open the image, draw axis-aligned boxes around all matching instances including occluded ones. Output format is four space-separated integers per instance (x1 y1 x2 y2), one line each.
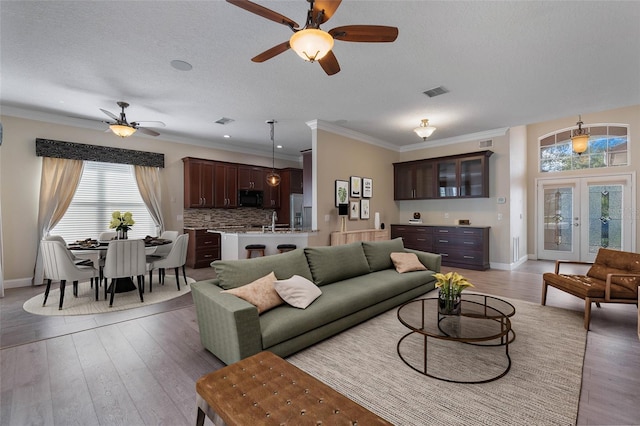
238 190 263 207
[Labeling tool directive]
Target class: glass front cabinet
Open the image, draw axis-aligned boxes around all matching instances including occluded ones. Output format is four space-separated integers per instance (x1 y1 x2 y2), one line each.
394 151 492 200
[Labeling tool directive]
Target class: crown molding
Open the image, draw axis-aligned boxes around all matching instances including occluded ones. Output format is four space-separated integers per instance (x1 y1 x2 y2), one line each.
399 127 510 152
307 119 400 152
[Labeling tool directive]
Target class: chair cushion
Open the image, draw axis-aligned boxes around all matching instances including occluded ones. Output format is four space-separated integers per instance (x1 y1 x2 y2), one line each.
586 248 640 292
221 272 283 314
273 275 322 309
304 243 370 286
543 272 636 299
362 238 405 272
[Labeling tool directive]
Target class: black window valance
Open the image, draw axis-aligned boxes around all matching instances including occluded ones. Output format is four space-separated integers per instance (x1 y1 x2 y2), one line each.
35 138 164 168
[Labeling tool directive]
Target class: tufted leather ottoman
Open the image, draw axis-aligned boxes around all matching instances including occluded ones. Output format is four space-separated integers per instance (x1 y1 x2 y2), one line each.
196 351 392 426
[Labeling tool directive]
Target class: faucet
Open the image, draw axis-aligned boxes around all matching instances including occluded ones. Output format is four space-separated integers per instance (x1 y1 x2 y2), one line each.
271 211 277 233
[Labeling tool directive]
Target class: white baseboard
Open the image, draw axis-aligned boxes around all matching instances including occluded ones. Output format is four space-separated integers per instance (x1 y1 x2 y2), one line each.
490 254 529 271
3 277 35 289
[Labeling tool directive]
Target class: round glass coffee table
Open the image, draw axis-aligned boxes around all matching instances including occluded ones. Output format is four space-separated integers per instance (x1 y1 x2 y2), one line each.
397 293 515 383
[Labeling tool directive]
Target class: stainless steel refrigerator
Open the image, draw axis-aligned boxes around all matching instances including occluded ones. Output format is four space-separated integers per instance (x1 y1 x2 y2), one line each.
290 194 304 230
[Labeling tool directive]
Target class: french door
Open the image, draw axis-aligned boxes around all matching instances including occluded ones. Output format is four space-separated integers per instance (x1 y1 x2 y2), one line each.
537 174 634 262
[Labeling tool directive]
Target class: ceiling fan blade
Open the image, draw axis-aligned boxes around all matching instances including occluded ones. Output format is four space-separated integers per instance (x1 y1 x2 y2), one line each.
318 50 340 75
226 0 299 29
251 41 291 62
312 0 342 24
100 108 119 121
137 127 160 137
131 121 166 128
329 25 399 42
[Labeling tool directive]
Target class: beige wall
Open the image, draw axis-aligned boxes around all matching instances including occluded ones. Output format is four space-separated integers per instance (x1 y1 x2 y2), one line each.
525 104 640 257
308 128 400 246
0 115 299 285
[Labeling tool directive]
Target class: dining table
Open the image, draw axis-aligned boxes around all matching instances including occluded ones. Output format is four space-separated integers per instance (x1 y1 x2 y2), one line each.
68 237 172 293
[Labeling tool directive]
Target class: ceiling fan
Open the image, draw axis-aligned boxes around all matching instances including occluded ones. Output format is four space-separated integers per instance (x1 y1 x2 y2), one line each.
227 0 398 75
100 101 166 138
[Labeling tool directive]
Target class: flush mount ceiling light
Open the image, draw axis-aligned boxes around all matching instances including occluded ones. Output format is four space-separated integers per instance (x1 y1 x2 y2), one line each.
266 119 281 187
414 119 436 140
571 115 590 154
109 124 136 138
289 28 334 62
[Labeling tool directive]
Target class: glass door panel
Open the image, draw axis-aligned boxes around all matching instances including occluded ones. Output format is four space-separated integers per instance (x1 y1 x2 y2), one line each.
538 184 578 260
460 157 483 197
415 162 435 198
437 160 457 197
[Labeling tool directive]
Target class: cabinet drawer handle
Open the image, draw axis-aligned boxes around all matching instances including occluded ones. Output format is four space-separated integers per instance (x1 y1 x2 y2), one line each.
438 239 448 243
463 255 475 259
440 253 449 257
416 238 426 242
203 241 213 245
203 254 213 258
463 241 474 245
463 231 475 234
438 230 449 233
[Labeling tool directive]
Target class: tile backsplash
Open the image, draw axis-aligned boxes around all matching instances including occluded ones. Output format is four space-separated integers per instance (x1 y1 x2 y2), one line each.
183 208 277 229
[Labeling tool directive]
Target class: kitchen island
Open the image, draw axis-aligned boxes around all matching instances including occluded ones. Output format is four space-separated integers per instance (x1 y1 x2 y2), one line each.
211 229 314 260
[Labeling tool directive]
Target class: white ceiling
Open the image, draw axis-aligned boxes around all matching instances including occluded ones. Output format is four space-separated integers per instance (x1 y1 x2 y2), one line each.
1 1 639 160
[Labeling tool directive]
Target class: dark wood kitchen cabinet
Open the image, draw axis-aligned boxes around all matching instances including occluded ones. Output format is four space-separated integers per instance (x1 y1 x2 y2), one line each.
238 165 265 191
214 162 238 208
391 224 490 270
185 229 221 268
394 151 492 200
183 157 215 208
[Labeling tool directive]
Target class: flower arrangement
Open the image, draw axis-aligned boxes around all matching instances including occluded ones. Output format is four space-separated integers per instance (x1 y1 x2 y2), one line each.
434 271 474 315
109 211 135 232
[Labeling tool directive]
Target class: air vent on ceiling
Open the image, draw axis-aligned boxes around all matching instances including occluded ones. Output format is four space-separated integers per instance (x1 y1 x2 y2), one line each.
215 117 234 125
479 139 493 148
423 86 449 98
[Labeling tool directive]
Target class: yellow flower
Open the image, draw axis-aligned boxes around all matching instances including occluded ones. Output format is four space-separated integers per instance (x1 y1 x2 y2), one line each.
109 211 134 231
434 271 474 294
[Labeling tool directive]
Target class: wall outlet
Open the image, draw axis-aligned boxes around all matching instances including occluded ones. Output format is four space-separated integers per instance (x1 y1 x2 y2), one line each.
177 214 183 221
498 213 503 221
324 214 331 222
444 212 449 219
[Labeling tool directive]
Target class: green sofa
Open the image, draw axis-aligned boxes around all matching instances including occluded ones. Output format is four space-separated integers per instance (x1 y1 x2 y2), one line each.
191 238 441 365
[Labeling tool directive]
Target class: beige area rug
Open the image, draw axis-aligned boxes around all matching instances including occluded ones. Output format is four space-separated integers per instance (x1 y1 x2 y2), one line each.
287 292 587 426
23 276 194 316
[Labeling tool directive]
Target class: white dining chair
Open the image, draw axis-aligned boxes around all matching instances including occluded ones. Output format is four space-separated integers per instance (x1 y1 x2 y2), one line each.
148 230 179 258
102 239 146 307
147 233 189 292
40 240 98 309
45 235 94 266
98 231 117 241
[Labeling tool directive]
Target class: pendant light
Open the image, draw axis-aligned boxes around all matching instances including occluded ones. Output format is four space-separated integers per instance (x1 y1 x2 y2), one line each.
266 120 281 187
109 124 136 138
571 115 589 154
414 119 436 140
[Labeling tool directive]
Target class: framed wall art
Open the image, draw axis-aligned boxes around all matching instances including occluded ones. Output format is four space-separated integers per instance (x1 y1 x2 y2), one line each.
360 199 370 219
362 177 372 198
335 180 349 207
349 201 359 220
350 176 361 198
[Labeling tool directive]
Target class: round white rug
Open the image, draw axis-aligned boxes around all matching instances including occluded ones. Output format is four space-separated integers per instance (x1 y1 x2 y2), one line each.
23 275 194 316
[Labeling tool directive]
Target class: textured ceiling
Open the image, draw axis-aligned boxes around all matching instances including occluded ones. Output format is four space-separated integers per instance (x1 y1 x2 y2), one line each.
1 1 639 160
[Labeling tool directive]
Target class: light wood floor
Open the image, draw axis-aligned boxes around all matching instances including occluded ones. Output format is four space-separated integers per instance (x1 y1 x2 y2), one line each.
1 261 638 425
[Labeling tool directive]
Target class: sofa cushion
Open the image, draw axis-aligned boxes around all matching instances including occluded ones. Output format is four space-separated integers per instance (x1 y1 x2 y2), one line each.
260 268 436 348
304 242 370 286
586 248 640 292
362 238 405 272
213 248 313 290
390 252 428 273
274 275 322 309
221 272 283 314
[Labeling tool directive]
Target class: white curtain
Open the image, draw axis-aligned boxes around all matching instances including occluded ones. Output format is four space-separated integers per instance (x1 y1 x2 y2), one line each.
134 165 165 235
33 157 84 285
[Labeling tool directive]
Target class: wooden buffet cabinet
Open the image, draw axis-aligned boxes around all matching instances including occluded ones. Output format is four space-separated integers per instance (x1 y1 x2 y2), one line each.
330 229 390 246
185 229 221 268
391 224 490 270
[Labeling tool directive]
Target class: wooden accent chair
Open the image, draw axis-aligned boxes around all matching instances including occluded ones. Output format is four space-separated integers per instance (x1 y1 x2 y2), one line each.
541 248 640 329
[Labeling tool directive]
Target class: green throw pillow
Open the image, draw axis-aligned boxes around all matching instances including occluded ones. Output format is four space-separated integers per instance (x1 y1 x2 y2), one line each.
362 238 405 272
304 242 370 286
213 248 313 290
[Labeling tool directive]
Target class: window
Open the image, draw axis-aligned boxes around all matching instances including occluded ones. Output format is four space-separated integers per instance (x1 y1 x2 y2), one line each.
51 161 157 242
539 124 628 173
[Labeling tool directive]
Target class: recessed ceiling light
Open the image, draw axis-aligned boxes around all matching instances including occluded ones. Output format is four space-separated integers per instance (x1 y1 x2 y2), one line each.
170 60 193 71
277 145 282 149
223 134 231 138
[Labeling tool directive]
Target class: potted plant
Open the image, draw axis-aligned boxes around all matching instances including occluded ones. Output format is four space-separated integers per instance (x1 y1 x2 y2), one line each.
434 271 474 315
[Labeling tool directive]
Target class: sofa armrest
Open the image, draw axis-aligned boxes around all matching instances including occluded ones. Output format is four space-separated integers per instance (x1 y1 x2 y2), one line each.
404 249 441 273
191 280 263 365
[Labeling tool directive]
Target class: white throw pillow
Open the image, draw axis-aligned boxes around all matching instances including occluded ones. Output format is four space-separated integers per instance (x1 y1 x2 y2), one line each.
273 275 322 309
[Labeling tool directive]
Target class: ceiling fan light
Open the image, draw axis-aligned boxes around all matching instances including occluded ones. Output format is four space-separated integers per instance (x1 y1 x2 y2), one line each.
289 29 334 62
413 119 436 140
110 124 136 138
